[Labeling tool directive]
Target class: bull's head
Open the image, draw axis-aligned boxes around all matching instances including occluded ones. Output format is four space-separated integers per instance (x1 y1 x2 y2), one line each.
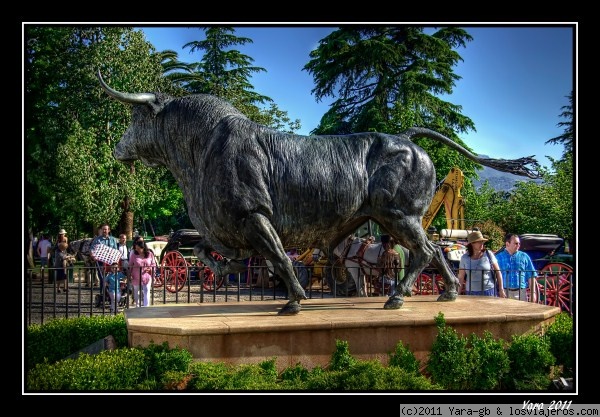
97 70 167 168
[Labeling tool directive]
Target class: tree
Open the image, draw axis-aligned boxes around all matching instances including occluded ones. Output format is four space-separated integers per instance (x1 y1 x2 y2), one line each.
545 91 573 158
488 158 573 241
25 26 180 239
175 27 301 133
304 26 486 231
304 26 481 183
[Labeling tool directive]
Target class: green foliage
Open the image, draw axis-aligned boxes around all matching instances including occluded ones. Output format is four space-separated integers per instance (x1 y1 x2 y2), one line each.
544 313 574 376
546 91 573 158
329 339 357 371
26 315 127 370
427 313 470 389
25 310 573 391
188 361 279 391
485 153 573 240
302 360 441 391
27 348 147 391
25 26 177 237
304 367 343 390
476 220 506 252
225 362 280 390
161 370 193 390
466 331 510 390
258 357 279 380
427 313 510 390
141 342 193 378
278 363 311 390
176 27 301 133
388 340 421 376
305 26 481 182
320 360 439 391
503 333 555 390
187 361 234 390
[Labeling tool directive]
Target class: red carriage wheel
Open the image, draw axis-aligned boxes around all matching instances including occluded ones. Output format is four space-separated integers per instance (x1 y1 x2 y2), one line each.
413 273 435 295
536 262 573 313
200 251 225 291
159 251 188 293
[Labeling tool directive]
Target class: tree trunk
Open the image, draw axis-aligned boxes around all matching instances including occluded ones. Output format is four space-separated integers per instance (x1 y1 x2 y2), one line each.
118 196 134 240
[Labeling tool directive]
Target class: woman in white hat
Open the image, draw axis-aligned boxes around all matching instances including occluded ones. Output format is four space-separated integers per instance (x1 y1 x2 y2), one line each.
457 230 506 297
50 229 69 268
56 228 68 246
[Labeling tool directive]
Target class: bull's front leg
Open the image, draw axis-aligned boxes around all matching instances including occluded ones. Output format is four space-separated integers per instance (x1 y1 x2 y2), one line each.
384 245 432 309
241 213 307 315
379 220 438 309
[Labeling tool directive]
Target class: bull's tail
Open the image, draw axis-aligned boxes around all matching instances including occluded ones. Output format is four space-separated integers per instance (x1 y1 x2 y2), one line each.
403 127 541 179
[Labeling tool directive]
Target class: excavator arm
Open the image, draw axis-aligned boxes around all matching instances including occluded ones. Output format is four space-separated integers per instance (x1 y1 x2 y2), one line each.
421 167 466 231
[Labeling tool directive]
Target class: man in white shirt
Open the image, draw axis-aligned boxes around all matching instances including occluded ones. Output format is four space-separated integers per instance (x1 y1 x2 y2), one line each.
117 234 130 275
36 234 52 269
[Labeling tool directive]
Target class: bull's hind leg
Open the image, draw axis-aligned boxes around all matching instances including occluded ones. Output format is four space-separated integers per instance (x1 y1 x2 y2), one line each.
428 243 460 301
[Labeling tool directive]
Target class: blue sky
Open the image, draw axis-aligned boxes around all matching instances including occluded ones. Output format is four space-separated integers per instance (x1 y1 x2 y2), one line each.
140 24 575 169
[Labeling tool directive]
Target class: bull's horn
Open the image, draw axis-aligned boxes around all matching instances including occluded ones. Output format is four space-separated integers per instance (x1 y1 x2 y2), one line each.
97 70 156 104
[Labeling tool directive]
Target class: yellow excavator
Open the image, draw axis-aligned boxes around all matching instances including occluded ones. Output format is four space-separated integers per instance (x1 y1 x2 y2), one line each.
422 166 466 234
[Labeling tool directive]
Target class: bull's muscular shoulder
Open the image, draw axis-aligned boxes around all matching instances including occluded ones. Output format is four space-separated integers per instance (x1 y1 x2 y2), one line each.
171 94 247 121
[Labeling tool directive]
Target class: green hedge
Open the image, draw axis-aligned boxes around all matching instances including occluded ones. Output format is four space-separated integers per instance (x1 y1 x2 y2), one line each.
25 312 573 391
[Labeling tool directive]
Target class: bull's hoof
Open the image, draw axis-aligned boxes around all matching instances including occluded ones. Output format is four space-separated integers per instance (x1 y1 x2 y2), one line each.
278 300 301 316
290 287 308 302
437 291 458 302
383 295 404 310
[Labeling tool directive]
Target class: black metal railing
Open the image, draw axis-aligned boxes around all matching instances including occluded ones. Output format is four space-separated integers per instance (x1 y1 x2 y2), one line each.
24 263 574 326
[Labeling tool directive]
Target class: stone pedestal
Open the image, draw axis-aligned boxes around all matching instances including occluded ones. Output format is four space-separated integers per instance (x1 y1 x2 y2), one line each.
125 296 560 371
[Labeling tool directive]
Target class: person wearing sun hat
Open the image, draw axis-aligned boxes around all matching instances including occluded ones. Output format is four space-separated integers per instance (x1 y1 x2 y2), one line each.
53 241 76 293
50 228 69 270
54 228 68 248
457 230 505 297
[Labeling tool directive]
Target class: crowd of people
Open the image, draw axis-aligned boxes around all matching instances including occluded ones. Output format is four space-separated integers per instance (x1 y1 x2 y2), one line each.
31 225 542 312
32 225 160 311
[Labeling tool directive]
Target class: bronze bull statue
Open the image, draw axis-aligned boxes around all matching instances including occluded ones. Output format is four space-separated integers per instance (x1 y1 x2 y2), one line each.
98 70 539 315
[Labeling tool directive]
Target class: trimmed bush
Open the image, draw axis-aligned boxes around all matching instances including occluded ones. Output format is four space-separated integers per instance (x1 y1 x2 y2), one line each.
27 348 147 391
27 315 127 370
328 339 357 371
388 340 420 376
427 312 470 389
467 331 510 390
544 312 573 377
502 333 555 390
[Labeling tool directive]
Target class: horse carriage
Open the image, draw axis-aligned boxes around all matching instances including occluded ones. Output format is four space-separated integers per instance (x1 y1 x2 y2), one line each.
516 233 574 313
154 229 331 293
326 235 410 297
151 229 225 293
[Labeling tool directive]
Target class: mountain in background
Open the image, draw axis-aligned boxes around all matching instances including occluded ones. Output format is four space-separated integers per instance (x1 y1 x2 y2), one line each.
472 156 543 192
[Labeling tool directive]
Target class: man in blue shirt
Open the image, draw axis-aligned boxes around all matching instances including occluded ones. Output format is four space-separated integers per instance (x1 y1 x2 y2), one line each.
496 233 538 303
